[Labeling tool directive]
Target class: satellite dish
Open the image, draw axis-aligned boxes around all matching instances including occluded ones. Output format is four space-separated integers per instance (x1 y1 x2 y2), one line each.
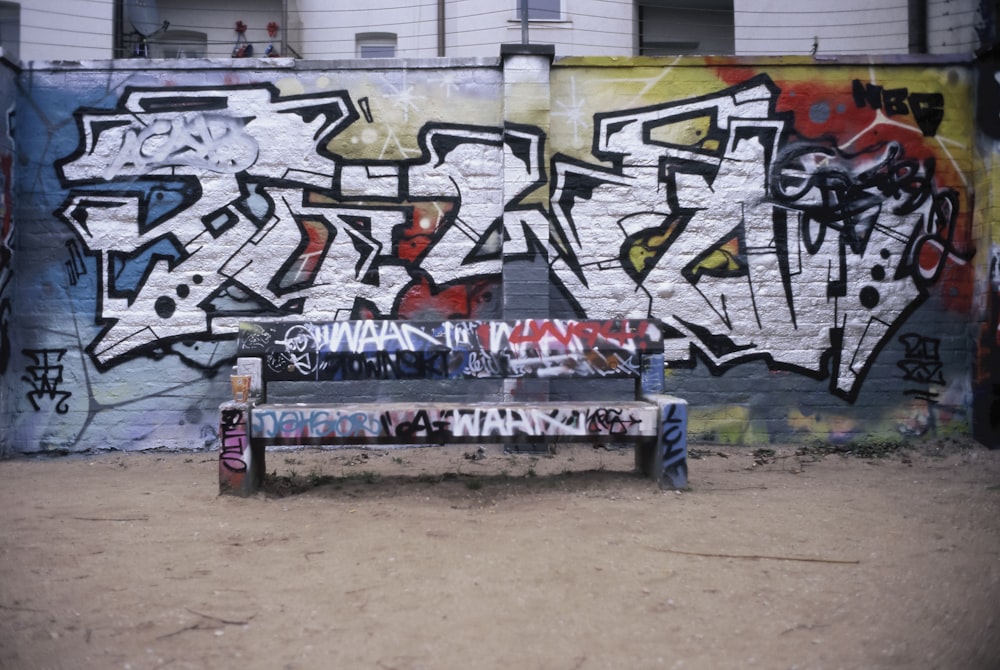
124 0 169 38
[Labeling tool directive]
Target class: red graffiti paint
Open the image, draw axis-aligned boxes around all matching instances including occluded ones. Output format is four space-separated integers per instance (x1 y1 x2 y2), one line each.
709 66 975 313
507 319 651 351
397 202 455 262
397 277 499 320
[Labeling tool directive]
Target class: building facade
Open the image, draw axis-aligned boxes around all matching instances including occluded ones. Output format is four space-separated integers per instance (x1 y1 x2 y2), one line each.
1 1 993 63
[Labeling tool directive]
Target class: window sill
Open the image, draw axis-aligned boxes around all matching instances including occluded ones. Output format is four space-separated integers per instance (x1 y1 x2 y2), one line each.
508 19 572 25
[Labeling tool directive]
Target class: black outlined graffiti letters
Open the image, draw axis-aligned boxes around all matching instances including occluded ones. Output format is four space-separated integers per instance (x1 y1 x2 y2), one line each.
548 74 969 402
22 348 72 413
55 85 546 371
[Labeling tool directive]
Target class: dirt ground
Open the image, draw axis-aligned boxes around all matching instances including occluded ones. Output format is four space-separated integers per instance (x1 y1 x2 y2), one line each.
1 438 998 670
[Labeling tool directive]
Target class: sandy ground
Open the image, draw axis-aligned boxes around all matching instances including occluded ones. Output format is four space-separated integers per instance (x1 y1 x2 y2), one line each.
1 439 998 670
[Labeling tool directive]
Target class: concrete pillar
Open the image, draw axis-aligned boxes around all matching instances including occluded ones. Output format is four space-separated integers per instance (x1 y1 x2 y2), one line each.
500 45 554 405
500 43 554 321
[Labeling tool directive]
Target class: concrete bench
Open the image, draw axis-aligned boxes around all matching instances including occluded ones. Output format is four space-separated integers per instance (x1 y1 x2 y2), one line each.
218 319 688 496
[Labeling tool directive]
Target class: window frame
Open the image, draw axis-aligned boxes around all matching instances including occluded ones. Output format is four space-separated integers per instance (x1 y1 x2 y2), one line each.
0 1 19 61
515 0 562 22
356 32 397 59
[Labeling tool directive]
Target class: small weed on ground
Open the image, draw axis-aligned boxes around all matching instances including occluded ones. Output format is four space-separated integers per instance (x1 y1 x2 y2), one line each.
796 436 908 460
354 470 380 484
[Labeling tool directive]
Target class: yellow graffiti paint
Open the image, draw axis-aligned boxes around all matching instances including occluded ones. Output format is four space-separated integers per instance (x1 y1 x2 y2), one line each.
688 239 742 278
688 405 751 445
647 114 715 149
626 227 675 276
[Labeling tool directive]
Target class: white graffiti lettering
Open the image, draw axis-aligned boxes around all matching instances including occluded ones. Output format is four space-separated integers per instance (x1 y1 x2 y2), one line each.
251 404 658 441
548 74 970 401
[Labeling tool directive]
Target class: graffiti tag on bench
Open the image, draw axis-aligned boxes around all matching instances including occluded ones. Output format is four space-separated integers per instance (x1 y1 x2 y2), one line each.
238 319 664 381
250 404 659 443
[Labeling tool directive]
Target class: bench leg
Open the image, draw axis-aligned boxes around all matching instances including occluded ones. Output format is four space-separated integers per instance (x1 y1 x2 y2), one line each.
635 439 656 478
250 441 266 492
219 402 263 496
646 395 689 490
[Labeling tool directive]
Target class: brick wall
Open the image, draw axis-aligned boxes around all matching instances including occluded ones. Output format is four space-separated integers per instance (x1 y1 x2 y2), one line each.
1 52 995 454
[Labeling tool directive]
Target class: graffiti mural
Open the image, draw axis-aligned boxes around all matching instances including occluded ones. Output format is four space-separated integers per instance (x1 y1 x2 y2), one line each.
55 84 542 372
0 56 984 454
0 100 12 378
55 74 973 404
974 244 1000 445
547 72 973 402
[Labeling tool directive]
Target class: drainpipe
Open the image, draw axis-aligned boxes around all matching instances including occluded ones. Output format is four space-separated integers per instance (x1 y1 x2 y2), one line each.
521 0 529 45
909 0 928 54
438 0 445 56
282 0 288 57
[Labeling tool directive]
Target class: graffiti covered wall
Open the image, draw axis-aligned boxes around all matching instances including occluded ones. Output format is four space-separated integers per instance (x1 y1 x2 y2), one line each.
0 57 14 456
974 59 1000 448
547 58 978 444
3 54 993 454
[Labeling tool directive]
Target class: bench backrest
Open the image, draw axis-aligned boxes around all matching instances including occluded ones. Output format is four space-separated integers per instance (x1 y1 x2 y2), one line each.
237 319 664 385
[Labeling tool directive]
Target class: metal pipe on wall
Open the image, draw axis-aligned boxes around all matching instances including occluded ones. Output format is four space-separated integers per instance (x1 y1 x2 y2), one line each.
909 0 928 53
438 0 445 56
521 0 528 44
282 0 288 57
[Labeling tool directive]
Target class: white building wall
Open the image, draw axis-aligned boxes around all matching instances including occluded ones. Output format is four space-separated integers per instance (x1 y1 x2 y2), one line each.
927 0 982 54
734 0 909 56
289 0 634 59
20 0 282 62
476 0 633 57
733 0 982 57
7 1 991 63
446 1 504 56
294 1 436 59
20 1 112 62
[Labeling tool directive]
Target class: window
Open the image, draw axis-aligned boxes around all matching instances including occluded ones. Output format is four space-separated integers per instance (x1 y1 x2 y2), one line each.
516 0 561 21
152 30 207 59
638 0 733 56
357 32 396 58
